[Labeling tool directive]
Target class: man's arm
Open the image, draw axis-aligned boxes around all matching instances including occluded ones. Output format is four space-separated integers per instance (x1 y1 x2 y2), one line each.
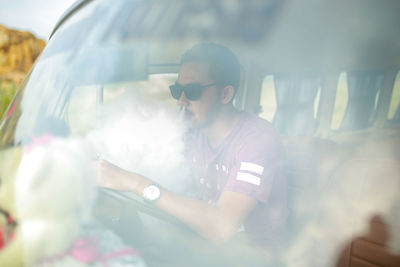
97 160 257 244
158 189 257 243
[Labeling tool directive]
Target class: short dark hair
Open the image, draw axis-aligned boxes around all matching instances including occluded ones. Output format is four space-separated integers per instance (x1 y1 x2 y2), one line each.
181 43 241 93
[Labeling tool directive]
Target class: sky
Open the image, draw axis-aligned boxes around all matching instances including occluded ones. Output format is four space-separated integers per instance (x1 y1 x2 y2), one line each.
0 0 76 40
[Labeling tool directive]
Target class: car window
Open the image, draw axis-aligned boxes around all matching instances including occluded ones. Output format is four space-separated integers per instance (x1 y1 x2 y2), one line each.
258 75 276 122
387 70 400 121
259 74 321 136
331 72 348 130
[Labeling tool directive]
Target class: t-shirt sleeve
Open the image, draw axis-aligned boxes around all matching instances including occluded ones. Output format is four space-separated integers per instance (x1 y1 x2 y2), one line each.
223 132 284 203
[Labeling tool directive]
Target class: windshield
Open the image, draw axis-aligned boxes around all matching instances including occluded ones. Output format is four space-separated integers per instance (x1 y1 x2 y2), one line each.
0 0 399 267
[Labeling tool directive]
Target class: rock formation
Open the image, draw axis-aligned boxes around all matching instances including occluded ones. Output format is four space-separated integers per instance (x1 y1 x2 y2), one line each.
0 24 45 84
0 25 45 118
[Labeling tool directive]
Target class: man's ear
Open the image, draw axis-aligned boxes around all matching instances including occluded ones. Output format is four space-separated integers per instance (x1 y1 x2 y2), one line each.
220 85 235 104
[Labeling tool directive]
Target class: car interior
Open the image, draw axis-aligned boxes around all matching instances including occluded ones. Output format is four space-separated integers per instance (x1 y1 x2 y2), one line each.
0 0 399 266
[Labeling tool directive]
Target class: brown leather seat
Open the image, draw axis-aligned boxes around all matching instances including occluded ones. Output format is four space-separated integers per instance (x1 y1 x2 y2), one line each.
283 135 400 267
331 157 400 267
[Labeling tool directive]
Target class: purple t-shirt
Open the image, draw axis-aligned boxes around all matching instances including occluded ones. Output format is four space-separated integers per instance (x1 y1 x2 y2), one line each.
185 112 287 247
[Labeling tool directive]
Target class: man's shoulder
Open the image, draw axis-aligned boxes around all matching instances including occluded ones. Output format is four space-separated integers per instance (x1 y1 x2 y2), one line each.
238 112 279 140
233 113 285 159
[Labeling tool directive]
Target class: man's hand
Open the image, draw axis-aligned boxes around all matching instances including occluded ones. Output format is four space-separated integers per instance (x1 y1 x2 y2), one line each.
95 160 149 192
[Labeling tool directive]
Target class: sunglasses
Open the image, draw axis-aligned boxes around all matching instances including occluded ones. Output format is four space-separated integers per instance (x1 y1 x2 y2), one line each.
169 83 216 101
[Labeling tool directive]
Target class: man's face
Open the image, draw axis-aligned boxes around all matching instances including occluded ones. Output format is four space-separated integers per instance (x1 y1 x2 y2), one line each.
176 62 221 129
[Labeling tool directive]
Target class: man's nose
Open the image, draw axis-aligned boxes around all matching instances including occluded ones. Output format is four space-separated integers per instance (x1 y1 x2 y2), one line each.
178 91 189 107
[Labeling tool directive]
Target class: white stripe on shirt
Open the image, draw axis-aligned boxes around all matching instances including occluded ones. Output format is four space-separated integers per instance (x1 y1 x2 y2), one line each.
240 162 264 175
236 172 261 186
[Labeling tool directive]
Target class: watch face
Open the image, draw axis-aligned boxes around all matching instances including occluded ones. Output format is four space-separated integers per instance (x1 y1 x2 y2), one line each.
143 184 161 202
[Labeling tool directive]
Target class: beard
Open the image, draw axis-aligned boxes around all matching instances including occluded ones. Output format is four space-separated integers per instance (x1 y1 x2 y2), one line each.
187 101 222 130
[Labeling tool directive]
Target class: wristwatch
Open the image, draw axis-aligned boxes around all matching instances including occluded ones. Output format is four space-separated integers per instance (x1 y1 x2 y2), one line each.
143 184 161 203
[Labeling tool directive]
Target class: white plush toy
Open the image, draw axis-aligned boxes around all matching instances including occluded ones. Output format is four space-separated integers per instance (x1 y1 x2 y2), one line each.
0 137 96 266
16 137 96 266
0 137 146 267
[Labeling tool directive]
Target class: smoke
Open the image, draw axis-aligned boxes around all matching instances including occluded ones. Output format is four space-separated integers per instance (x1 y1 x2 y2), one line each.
88 86 191 194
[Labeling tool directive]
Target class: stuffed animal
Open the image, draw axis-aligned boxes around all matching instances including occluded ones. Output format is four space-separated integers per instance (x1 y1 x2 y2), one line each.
0 137 146 267
0 137 95 266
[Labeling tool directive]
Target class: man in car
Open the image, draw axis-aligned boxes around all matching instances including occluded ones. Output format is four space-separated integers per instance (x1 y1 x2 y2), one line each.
98 43 287 256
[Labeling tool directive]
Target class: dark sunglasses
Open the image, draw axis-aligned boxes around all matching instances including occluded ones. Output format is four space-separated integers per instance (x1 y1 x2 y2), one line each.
169 83 216 101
